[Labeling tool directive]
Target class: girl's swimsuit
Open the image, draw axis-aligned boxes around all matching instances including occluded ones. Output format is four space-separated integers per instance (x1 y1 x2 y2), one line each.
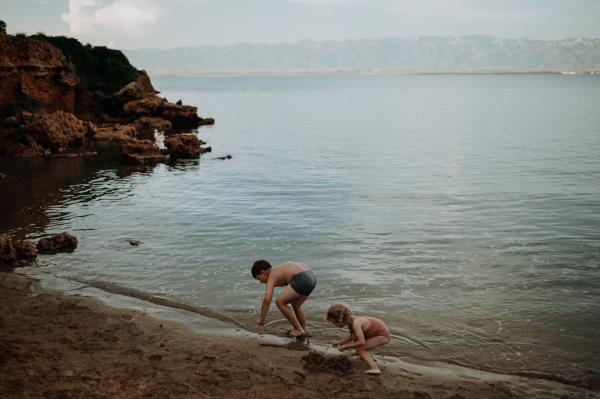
351 316 391 341
289 269 317 296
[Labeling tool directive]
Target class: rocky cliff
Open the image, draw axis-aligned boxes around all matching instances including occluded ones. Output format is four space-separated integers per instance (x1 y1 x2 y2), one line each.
0 34 213 161
0 35 79 113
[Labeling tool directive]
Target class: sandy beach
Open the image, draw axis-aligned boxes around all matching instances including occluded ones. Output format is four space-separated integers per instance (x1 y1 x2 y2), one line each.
1 272 597 399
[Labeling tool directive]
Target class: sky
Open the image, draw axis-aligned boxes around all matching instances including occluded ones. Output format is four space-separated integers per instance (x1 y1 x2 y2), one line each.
2 0 600 50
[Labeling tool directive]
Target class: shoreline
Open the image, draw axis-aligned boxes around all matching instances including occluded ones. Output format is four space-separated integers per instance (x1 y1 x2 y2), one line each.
2 271 597 398
145 68 600 78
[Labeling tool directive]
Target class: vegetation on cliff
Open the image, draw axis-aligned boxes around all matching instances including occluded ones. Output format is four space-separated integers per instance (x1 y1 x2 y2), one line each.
29 33 141 96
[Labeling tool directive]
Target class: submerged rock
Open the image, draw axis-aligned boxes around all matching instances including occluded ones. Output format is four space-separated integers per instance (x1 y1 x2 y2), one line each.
129 240 141 246
13 240 37 258
164 135 205 159
117 136 168 165
37 232 78 251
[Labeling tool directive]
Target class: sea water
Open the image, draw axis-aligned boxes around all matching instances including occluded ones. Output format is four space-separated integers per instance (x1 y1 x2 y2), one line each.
1 74 599 384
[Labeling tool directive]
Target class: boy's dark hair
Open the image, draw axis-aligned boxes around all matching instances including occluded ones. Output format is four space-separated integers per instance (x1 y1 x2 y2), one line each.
252 260 272 277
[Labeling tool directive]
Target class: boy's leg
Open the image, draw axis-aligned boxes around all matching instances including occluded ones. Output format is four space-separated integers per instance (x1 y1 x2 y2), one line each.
275 285 305 335
353 336 390 374
291 295 308 332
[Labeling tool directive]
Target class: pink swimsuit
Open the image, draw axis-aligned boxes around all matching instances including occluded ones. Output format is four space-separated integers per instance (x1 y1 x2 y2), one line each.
350 316 391 341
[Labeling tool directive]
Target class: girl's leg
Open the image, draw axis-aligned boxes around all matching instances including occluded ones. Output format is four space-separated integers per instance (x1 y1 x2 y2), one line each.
354 336 390 374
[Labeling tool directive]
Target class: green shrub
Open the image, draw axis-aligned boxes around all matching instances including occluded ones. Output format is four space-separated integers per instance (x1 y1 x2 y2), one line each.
0 20 6 34
28 33 141 95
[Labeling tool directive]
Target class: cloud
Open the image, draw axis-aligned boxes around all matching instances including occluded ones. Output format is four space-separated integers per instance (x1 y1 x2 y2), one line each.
62 0 159 43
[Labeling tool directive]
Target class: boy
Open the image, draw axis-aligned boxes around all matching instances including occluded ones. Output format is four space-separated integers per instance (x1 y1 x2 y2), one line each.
251 260 317 337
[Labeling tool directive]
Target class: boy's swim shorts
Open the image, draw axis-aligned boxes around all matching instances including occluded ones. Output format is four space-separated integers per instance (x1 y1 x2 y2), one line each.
290 269 317 296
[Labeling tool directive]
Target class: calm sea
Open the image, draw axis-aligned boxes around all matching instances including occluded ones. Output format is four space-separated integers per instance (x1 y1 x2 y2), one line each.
1 75 599 384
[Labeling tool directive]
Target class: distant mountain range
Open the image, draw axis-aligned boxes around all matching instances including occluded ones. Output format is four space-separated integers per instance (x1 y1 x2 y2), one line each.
123 35 600 76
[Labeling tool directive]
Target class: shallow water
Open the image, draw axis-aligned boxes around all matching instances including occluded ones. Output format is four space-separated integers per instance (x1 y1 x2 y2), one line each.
1 74 599 384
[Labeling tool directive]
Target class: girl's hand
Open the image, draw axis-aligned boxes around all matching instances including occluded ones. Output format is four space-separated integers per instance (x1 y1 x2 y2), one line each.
337 346 346 352
332 341 339 348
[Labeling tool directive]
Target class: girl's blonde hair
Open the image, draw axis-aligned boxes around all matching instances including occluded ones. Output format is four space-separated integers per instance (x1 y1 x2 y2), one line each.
325 303 353 324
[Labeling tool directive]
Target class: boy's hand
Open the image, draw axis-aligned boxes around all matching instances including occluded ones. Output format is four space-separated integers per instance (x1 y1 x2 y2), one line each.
256 319 264 328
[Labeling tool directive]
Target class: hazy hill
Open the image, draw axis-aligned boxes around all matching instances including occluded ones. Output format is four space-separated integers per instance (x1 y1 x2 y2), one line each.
123 36 600 74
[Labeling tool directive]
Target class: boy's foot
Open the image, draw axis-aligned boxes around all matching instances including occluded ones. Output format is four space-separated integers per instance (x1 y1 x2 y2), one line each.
363 369 381 375
287 329 305 337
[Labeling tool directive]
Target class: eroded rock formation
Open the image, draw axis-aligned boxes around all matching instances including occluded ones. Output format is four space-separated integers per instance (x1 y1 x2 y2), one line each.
0 233 38 264
117 136 168 165
19 111 95 149
164 135 205 159
0 35 79 113
37 232 78 251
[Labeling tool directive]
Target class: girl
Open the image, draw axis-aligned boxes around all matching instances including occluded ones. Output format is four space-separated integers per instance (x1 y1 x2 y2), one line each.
325 303 391 375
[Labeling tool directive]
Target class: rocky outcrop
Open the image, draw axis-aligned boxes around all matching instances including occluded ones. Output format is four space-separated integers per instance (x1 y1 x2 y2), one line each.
19 111 95 150
161 103 202 125
117 136 168 165
13 240 37 258
37 232 78 251
2 138 51 158
0 35 79 113
0 234 37 263
111 71 156 106
164 135 205 159
93 124 136 144
128 116 171 133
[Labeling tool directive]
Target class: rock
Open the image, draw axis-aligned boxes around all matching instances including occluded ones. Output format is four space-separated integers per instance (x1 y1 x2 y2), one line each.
204 146 212 153
0 234 19 264
117 136 168 165
200 118 215 125
176 99 182 105
0 35 79 113
93 124 136 143
13 260 30 267
13 240 37 258
37 232 78 251
123 95 166 116
218 155 232 160
128 117 171 133
5 116 18 124
5 140 51 158
19 111 95 150
164 135 205 159
129 240 141 246
0 173 5 179
111 71 157 106
161 102 202 126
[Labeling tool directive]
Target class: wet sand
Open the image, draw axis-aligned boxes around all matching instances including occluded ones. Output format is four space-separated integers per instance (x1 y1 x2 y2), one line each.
1 272 597 399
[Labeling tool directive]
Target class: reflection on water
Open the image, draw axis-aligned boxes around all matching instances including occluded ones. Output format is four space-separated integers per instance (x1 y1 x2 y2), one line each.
1 75 599 386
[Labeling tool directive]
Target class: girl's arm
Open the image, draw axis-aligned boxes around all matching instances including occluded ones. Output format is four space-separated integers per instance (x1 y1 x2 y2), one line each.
339 319 367 350
332 334 352 347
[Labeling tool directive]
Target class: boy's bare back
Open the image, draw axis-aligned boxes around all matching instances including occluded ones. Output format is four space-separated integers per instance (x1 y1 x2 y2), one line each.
267 262 311 287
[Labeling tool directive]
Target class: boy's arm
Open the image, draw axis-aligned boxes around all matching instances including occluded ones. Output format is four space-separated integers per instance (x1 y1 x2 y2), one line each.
257 281 275 327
